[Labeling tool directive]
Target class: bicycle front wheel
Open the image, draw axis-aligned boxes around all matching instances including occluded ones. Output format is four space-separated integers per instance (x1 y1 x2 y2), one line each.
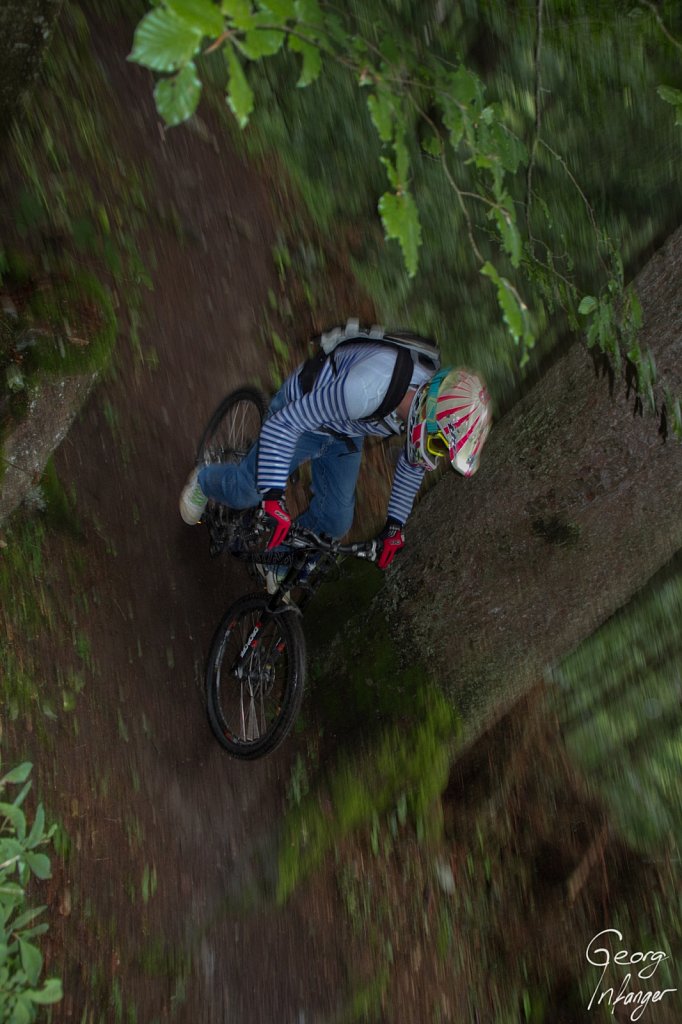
197 387 267 466
206 594 306 759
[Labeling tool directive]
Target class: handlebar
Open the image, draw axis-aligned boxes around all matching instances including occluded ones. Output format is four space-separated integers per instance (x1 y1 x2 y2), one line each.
285 524 378 561
247 511 377 562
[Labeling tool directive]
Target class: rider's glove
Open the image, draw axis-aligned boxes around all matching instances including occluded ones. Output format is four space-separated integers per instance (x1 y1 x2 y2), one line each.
376 517 405 570
261 492 291 550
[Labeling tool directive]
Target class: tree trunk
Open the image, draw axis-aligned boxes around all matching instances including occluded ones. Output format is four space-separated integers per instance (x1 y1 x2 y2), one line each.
368 225 682 739
0 0 62 136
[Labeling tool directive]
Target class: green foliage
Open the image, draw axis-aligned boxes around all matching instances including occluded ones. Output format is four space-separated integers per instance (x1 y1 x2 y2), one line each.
130 6 204 72
377 190 421 279
131 0 536 336
481 262 533 365
0 762 63 1021
154 62 202 125
277 683 459 902
553 558 682 852
287 33 322 87
133 0 682 419
226 46 254 126
657 84 682 125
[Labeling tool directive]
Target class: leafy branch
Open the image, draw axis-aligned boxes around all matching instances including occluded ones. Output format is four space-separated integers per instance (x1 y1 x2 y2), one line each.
128 0 681 431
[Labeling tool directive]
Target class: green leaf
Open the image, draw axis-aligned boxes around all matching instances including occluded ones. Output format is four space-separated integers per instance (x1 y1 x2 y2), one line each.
626 287 643 331
167 0 225 36
294 0 324 24
440 93 465 149
420 127 443 157
379 156 399 190
366 91 394 144
223 0 255 30
19 940 42 987
0 837 24 863
394 132 410 188
481 262 532 350
491 201 521 268
240 28 285 58
657 84 682 106
0 803 26 839
10 906 46 932
486 121 527 174
24 853 51 881
154 62 202 126
9 996 32 1024
449 66 480 107
226 47 254 127
578 295 597 315
258 0 295 17
1 764 32 786
287 36 321 87
378 190 422 278
129 7 202 72
0 883 24 900
26 978 63 1005
26 804 45 849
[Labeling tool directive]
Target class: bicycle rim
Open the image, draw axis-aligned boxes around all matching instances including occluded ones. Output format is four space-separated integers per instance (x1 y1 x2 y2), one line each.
206 594 306 759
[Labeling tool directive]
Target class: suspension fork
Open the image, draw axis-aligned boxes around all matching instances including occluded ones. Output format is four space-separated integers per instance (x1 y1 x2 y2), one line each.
230 599 291 678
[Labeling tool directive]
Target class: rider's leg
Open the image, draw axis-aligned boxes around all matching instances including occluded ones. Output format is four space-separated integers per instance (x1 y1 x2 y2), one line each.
196 386 290 508
198 442 261 507
295 436 364 538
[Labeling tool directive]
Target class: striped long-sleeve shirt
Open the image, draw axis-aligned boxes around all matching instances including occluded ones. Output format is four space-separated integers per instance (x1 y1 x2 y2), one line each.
257 343 431 524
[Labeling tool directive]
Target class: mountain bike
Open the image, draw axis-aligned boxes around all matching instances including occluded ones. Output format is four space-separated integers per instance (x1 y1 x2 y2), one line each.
197 387 378 760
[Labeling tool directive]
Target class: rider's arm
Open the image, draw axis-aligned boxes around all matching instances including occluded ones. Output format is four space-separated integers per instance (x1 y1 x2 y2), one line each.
386 449 426 524
256 376 354 495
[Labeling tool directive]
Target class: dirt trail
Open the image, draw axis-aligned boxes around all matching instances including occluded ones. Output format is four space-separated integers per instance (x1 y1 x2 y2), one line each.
14 15 351 1023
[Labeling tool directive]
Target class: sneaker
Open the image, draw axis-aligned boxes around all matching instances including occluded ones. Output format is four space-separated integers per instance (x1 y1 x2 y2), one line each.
179 467 208 525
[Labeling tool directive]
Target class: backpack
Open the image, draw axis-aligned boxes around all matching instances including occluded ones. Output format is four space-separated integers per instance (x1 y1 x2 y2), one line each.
298 319 441 422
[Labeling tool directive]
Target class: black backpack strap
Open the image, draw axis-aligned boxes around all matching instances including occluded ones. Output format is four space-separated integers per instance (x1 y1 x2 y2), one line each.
298 349 327 394
368 346 414 421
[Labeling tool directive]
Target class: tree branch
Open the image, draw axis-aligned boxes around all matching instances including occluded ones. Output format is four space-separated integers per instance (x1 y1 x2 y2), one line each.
639 0 682 53
525 0 544 256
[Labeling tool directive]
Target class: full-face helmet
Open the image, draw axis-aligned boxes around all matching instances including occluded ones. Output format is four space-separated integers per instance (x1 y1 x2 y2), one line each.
406 367 492 475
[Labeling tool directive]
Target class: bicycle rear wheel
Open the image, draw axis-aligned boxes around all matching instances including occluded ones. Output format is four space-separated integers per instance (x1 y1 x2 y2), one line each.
206 593 306 759
197 387 267 466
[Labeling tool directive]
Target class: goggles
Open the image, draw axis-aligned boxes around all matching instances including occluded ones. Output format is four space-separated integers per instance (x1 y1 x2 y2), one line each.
425 429 450 458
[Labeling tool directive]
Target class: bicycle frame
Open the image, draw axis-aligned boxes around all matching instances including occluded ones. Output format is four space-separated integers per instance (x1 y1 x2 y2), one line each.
211 514 378 677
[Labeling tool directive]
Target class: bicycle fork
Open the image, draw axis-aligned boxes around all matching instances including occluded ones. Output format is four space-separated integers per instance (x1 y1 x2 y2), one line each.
230 612 287 679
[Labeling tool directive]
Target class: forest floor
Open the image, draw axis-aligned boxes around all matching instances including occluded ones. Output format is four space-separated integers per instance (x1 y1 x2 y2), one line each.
1 7 679 1024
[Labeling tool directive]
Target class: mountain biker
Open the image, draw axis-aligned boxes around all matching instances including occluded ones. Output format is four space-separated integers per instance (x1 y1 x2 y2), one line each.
180 330 492 578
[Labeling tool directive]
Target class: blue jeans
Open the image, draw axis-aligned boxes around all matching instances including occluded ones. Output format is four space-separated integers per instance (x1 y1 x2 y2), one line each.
197 387 364 539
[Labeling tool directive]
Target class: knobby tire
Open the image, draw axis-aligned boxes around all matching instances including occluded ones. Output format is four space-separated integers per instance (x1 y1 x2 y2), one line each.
205 593 306 759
